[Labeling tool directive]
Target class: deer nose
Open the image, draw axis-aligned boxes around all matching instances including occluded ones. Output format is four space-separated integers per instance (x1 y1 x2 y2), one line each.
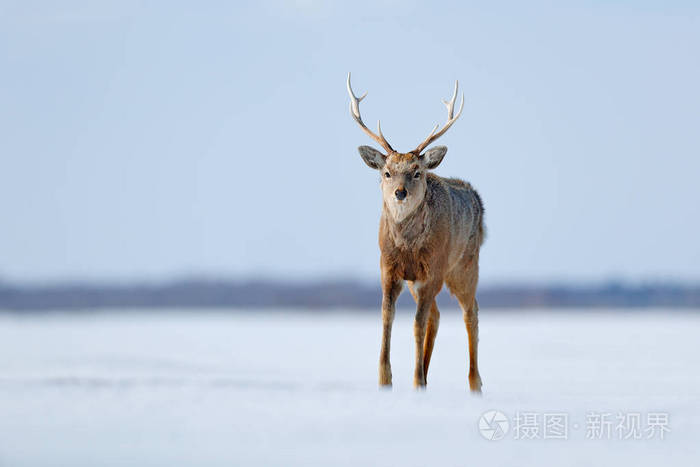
395 188 407 201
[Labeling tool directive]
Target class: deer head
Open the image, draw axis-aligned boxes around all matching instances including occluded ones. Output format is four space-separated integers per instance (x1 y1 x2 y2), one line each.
347 73 464 221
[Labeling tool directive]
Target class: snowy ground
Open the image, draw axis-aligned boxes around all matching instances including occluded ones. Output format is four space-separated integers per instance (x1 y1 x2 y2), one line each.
0 308 698 466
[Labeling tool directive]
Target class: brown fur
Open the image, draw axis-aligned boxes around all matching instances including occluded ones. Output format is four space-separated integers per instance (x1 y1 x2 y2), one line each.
348 75 483 392
371 153 485 392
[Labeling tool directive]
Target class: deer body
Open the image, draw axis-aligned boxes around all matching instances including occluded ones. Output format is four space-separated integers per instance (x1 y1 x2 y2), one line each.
380 174 483 286
348 74 484 391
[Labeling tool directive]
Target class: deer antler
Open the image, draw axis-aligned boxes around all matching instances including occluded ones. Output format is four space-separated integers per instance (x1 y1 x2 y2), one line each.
412 80 464 155
347 73 395 154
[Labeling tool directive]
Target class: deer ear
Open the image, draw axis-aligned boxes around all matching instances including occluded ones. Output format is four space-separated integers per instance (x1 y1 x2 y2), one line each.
358 146 386 170
420 146 447 169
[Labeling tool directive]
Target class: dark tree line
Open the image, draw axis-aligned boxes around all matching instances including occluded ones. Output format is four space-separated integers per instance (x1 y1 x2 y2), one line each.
0 279 699 311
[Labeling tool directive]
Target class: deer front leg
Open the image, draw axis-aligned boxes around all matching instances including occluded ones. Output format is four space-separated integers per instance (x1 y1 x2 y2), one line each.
379 276 402 387
413 281 441 388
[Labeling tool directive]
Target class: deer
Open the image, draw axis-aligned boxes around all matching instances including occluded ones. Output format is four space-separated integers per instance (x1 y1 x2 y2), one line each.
347 73 485 392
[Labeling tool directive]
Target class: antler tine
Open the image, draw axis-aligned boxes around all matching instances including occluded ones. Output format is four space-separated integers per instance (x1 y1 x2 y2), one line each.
347 73 394 153
442 80 459 119
425 123 439 140
412 80 465 155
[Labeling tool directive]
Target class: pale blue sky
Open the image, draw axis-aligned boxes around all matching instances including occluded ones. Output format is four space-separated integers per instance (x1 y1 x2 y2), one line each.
1 1 698 283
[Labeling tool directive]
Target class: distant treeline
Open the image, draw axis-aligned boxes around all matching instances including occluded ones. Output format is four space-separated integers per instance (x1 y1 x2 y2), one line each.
0 279 699 311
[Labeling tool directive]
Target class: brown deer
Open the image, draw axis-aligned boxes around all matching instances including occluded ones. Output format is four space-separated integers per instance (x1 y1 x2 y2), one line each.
347 73 485 392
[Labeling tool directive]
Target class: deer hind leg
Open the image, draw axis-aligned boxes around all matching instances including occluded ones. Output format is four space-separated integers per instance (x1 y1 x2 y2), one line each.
423 302 440 379
408 280 441 388
464 299 482 393
408 283 440 384
447 259 483 394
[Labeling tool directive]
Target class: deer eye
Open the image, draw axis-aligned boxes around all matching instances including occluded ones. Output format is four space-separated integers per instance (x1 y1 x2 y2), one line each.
414 172 421 179
384 172 391 178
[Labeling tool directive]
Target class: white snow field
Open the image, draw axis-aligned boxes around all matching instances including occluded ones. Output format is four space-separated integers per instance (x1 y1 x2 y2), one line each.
0 309 699 466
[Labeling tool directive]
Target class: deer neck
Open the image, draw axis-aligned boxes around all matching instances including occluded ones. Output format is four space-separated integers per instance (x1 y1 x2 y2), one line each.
383 196 430 247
